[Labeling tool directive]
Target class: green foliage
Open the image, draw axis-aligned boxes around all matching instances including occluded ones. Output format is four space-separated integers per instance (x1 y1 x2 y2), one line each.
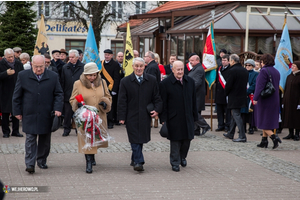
0 1 38 57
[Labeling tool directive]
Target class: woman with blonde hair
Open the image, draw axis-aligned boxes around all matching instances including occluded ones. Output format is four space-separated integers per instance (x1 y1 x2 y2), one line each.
70 62 112 173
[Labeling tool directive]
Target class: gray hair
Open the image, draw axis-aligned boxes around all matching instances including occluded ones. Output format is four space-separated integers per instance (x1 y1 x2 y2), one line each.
147 51 155 59
229 54 240 63
133 57 145 66
32 55 45 64
69 49 79 57
4 48 14 55
20 52 30 61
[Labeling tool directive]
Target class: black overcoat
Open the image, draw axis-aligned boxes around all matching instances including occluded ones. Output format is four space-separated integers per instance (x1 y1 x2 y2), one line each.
225 63 248 109
51 59 65 77
164 64 172 75
188 63 205 111
12 69 63 135
100 58 121 93
282 72 300 129
159 74 198 141
0 59 24 113
60 60 84 102
118 73 163 144
215 65 231 104
145 60 161 84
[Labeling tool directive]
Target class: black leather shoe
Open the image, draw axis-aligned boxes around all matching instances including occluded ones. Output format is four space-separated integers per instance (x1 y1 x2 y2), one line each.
37 163 48 169
200 127 210 135
62 131 70 137
11 132 23 137
26 166 35 174
130 161 135 166
232 138 247 142
91 154 96 166
215 128 225 132
223 133 233 139
108 125 114 129
134 164 144 171
224 127 229 132
172 165 180 172
181 159 187 167
3 134 9 138
194 129 200 136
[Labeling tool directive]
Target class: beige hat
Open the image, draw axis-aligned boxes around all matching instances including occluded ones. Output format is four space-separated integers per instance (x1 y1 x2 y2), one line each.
84 62 100 74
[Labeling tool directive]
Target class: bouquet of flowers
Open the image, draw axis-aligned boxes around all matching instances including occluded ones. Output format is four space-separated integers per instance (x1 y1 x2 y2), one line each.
73 94 113 150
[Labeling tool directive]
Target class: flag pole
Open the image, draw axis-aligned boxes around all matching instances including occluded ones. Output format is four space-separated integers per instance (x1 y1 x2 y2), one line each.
210 10 215 129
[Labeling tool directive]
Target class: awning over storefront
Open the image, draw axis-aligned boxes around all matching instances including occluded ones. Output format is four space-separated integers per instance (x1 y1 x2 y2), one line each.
166 2 300 34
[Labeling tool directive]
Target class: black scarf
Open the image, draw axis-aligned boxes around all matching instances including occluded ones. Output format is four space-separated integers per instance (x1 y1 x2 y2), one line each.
4 58 15 69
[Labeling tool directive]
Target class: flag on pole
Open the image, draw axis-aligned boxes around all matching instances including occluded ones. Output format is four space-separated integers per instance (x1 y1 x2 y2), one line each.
122 23 134 77
34 14 49 55
82 22 101 71
203 21 218 89
274 23 293 92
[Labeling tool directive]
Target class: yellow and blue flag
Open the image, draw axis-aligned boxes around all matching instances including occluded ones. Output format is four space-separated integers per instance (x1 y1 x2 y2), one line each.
82 22 101 71
274 23 293 92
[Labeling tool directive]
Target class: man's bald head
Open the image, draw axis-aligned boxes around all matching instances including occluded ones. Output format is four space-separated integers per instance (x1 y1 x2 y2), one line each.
172 60 184 80
189 55 200 67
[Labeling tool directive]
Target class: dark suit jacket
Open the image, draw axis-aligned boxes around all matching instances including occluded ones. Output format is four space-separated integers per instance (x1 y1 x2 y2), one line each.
225 63 248 109
12 69 63 134
100 58 121 93
145 60 161 84
164 64 172 75
0 59 24 113
159 74 198 141
215 65 231 104
51 59 65 77
118 72 162 144
61 60 84 102
188 63 206 111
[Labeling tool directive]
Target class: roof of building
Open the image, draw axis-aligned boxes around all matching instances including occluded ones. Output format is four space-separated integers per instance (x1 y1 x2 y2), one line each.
147 1 224 13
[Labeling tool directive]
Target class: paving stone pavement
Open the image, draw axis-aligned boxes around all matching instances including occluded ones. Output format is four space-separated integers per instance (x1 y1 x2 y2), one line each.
0 119 299 199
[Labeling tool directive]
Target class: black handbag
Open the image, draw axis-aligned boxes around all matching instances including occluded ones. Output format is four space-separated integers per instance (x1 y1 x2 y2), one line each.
159 122 168 138
51 112 62 132
260 68 275 98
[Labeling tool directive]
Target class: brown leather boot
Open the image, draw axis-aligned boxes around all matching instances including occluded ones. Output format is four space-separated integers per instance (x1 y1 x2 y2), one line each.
154 117 158 128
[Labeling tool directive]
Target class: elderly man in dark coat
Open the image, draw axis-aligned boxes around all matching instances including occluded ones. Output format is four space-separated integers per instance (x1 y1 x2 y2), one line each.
61 49 84 136
144 51 161 84
51 50 65 78
223 54 248 142
118 57 163 172
0 48 24 138
188 54 211 135
160 60 198 172
13 55 63 174
100 49 121 129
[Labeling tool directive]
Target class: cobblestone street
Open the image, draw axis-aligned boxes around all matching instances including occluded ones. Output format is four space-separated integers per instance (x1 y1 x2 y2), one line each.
1 119 299 199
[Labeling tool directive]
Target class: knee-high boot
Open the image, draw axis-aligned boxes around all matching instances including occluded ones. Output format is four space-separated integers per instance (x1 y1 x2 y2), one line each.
270 134 282 149
283 128 294 139
257 137 268 148
85 154 93 173
91 154 96 166
294 129 300 141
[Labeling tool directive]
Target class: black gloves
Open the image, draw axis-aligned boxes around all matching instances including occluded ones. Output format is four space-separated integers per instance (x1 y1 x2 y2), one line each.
99 101 107 110
78 103 83 108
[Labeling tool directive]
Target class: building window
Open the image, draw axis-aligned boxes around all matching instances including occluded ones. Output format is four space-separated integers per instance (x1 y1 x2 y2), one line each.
112 1 122 19
136 2 146 14
111 41 124 59
38 1 50 17
63 1 75 18
65 40 86 52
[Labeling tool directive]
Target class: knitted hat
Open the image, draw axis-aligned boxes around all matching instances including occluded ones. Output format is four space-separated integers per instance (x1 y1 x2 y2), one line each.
244 59 255 67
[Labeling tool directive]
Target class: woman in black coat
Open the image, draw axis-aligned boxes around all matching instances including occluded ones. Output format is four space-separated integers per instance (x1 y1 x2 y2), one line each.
282 61 300 141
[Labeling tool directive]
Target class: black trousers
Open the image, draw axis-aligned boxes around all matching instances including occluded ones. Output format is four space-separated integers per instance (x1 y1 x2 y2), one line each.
170 140 191 166
194 111 210 131
25 133 51 167
107 93 118 124
130 143 144 165
216 104 231 130
1 113 19 135
228 109 246 139
63 102 74 133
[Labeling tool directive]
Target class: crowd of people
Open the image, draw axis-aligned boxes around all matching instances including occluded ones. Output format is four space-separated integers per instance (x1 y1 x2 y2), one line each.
0 46 299 174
